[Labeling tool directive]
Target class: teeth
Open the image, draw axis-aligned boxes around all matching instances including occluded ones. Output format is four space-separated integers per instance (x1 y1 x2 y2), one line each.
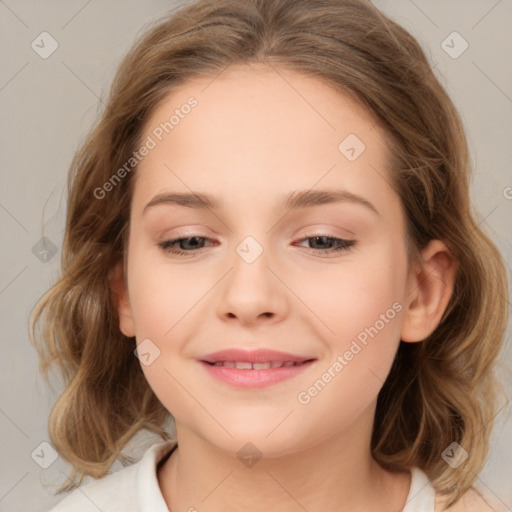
252 362 271 370
210 361 303 369
235 361 253 369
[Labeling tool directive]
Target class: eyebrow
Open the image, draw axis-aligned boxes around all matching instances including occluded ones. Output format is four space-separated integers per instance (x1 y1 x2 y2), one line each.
143 189 379 216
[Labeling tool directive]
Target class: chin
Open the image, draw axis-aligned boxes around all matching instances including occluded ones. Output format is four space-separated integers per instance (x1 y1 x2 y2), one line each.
198 415 316 460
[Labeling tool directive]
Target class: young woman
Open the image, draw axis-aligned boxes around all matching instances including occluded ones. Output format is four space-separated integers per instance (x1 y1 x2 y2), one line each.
30 0 509 510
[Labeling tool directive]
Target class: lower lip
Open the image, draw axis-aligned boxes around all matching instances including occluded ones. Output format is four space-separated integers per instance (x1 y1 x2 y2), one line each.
199 360 315 389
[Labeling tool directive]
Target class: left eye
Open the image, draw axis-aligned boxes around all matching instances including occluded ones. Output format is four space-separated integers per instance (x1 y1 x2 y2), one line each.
157 235 356 257
294 235 356 254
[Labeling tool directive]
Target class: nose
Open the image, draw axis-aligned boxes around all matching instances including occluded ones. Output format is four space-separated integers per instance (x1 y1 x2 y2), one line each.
214 238 288 327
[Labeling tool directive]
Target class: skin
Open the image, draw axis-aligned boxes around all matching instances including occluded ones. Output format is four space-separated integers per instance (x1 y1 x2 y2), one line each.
111 62 459 511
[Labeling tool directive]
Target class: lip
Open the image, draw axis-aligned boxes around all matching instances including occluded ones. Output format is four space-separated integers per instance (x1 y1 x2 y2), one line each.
201 348 314 364
199 349 316 389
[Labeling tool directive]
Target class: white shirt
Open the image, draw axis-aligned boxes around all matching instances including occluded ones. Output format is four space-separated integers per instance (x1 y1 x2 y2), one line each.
47 440 436 511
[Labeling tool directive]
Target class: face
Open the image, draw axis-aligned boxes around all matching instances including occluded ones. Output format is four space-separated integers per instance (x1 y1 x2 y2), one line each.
116 63 414 458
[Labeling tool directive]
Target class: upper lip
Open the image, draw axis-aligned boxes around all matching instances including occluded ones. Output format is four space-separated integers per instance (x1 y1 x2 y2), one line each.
200 349 315 364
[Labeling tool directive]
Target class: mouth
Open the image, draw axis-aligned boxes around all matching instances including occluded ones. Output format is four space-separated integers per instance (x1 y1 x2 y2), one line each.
199 349 316 388
203 360 312 369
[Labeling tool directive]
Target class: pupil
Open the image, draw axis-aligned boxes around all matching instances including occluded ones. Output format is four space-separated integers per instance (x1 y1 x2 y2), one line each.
313 236 329 249
184 237 202 249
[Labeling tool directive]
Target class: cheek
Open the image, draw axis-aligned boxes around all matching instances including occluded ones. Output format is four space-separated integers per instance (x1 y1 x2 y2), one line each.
128 262 198 419
298 244 407 411
300 242 407 344
294 269 405 432
126 246 210 402
127 242 201 338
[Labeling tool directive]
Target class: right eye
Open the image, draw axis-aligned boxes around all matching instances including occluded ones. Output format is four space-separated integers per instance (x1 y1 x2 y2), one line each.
158 236 216 256
294 235 356 256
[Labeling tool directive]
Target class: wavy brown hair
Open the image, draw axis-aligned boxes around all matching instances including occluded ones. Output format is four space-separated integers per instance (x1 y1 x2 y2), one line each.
29 0 509 507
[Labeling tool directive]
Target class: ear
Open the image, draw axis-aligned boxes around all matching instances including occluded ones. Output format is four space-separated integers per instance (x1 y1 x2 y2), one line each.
400 239 458 343
108 261 136 338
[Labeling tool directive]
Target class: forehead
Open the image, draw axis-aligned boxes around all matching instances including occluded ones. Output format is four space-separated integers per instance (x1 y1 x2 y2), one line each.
133 62 395 216
142 62 382 148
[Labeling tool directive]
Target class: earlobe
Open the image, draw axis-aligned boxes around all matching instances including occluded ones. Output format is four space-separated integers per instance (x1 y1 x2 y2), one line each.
400 240 458 343
108 261 136 338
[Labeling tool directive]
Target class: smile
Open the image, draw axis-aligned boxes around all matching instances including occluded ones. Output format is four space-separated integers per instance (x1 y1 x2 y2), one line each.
206 360 309 369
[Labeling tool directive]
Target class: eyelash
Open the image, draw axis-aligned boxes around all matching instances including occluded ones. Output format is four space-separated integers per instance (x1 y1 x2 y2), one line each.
157 234 356 257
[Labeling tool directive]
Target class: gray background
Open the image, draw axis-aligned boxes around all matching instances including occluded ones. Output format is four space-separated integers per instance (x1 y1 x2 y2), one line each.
0 1 511 511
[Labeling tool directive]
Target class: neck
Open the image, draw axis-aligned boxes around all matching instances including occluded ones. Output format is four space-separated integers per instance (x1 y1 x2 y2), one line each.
158 405 411 512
